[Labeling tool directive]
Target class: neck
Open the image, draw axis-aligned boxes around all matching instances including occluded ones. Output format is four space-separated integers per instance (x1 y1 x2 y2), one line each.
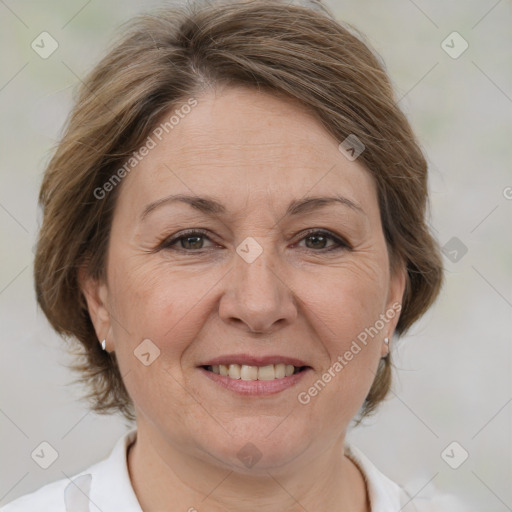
127 424 369 512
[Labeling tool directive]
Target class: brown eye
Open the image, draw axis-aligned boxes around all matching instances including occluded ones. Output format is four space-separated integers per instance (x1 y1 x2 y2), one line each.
297 230 349 252
179 235 205 250
161 230 216 251
304 233 329 249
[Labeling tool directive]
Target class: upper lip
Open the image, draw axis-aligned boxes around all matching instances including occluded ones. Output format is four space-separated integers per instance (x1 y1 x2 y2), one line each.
199 354 310 368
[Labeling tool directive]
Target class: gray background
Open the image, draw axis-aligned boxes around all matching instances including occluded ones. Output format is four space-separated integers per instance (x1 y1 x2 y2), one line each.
1 0 511 509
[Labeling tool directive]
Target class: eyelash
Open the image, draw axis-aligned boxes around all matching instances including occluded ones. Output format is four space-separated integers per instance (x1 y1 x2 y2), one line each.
159 228 350 253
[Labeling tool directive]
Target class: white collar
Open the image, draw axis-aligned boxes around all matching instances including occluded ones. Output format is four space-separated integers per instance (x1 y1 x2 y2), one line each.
64 430 420 512
345 444 414 511
64 429 141 512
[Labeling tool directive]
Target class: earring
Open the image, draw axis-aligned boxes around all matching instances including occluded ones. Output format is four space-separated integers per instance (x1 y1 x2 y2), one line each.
101 339 106 351
382 337 390 359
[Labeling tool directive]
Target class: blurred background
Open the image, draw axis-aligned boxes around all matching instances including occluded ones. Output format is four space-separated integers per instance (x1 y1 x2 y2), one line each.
0 0 511 509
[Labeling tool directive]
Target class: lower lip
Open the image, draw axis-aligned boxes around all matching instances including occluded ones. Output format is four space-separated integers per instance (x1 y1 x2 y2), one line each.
198 367 311 396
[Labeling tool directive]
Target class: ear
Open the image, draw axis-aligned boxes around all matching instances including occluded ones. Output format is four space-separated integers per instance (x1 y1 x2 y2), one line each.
79 265 111 348
382 260 407 355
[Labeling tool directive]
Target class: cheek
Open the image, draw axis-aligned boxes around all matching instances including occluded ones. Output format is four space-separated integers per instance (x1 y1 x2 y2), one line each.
106 251 228 371
108 253 205 330
105 255 211 429
295 254 388 347
290 258 387 415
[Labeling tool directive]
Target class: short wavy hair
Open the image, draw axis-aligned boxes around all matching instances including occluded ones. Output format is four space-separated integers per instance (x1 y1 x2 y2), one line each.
34 0 444 422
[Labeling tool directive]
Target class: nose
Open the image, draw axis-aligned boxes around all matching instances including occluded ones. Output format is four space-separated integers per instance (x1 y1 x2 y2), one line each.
219 245 298 334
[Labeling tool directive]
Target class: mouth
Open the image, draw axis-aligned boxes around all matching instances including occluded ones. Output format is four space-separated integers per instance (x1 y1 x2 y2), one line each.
197 356 312 396
202 363 309 381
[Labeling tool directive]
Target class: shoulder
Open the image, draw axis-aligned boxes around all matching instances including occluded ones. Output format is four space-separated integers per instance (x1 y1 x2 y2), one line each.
1 476 71 512
1 429 139 512
345 444 467 512
1 472 95 512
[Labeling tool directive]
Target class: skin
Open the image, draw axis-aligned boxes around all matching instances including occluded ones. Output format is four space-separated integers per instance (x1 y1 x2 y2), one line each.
82 84 406 512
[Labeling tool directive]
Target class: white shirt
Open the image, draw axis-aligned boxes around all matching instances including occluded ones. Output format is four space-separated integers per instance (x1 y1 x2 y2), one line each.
2 430 463 511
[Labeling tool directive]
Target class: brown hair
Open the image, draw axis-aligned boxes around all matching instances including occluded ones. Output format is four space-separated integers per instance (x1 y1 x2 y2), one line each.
34 0 444 422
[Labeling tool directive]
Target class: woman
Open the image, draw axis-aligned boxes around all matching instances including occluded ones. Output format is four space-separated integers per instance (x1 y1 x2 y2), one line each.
4 0 455 510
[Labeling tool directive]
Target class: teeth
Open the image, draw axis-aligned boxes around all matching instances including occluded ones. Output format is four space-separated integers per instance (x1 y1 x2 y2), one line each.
209 363 301 380
228 364 241 379
257 364 276 380
240 365 258 380
275 364 286 379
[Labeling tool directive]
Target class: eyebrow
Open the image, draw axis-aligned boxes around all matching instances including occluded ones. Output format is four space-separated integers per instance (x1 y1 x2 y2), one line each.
140 193 366 221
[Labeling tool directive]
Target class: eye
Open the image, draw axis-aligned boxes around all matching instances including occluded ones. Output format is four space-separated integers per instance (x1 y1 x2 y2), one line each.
295 229 350 252
159 228 350 253
160 229 217 251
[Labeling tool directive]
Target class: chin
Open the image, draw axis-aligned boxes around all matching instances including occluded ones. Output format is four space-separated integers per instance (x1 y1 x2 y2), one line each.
197 417 313 472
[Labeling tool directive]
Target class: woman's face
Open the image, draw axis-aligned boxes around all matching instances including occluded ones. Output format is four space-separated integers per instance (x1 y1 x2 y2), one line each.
84 85 405 472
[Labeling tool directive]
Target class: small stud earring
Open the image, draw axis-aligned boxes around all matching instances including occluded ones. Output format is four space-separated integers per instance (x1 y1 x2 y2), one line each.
384 337 389 345
101 339 106 351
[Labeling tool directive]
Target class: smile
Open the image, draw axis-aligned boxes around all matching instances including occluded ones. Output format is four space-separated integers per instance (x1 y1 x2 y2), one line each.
203 363 307 380
199 364 311 396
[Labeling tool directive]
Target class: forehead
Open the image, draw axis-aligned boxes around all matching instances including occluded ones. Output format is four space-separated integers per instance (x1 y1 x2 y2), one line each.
116 85 378 219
